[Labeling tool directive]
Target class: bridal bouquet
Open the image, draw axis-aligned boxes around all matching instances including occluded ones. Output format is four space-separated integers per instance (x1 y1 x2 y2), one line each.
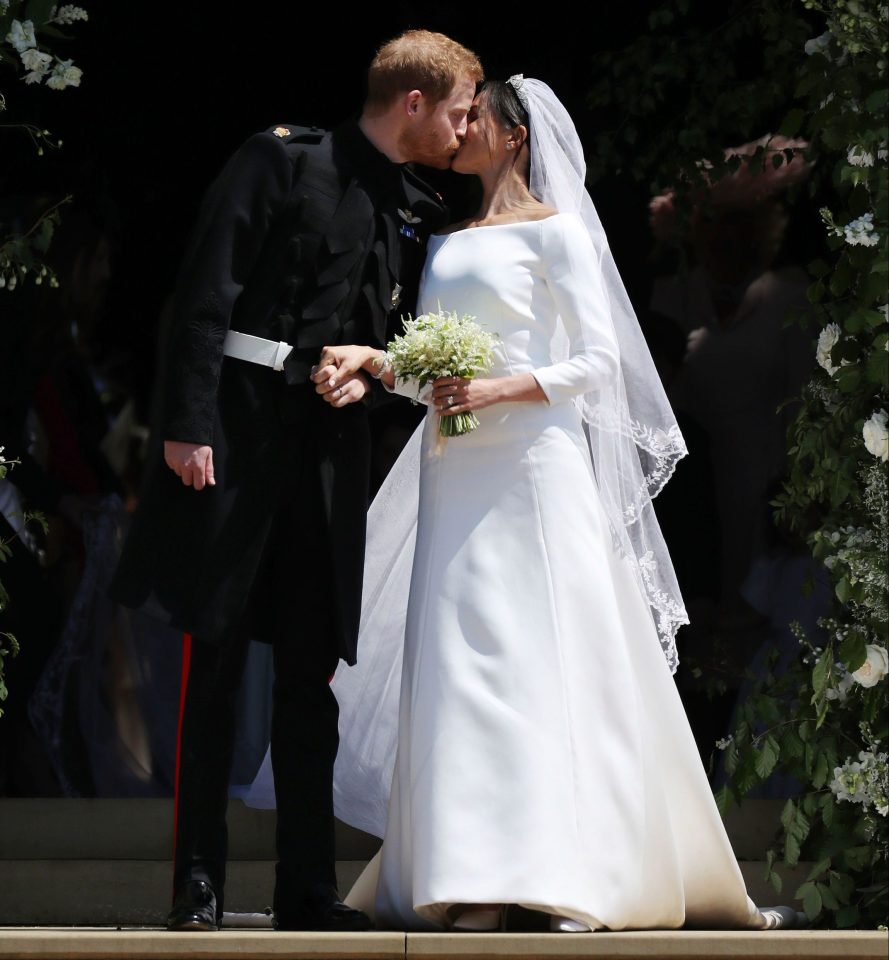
383 307 499 438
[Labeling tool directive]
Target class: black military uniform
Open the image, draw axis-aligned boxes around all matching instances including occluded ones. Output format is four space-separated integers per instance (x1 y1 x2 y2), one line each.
110 119 446 929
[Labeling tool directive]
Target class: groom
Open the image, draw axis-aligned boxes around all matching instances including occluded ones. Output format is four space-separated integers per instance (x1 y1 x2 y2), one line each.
110 30 482 932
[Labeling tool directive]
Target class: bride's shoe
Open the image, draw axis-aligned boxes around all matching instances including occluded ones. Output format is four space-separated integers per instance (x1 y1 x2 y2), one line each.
549 914 592 933
452 906 505 931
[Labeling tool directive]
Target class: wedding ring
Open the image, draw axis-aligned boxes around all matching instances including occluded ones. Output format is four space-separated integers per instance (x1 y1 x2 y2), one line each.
446 395 455 407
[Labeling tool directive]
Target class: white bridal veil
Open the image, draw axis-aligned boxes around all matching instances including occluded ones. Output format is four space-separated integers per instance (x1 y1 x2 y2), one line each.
246 77 690 837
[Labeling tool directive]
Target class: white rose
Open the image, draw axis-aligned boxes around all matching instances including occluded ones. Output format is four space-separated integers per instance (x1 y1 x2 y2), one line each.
5 19 37 54
863 410 889 462
816 323 842 375
851 644 889 688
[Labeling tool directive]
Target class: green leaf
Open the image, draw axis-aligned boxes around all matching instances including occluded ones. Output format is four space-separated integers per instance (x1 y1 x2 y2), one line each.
755 735 781 780
714 784 733 818
24 0 58 24
839 632 867 672
836 577 853 604
779 109 805 136
781 727 804 760
817 883 840 911
835 365 862 394
865 348 889 387
865 88 888 114
835 904 860 927
811 654 832 702
802 883 823 920
829 871 855 905
806 858 831 882
785 833 802 868
813 751 830 790
843 846 872 871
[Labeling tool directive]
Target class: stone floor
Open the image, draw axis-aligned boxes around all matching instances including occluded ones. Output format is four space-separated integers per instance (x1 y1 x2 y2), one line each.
0 927 887 960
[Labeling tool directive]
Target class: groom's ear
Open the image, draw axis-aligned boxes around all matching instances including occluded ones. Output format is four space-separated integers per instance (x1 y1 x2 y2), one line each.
403 89 423 117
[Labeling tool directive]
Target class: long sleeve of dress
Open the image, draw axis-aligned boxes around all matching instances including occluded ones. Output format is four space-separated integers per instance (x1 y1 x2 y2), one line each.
383 377 433 405
162 132 293 445
531 213 620 405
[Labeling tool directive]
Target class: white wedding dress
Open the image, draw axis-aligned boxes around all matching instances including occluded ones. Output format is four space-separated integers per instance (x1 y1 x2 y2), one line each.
246 212 766 931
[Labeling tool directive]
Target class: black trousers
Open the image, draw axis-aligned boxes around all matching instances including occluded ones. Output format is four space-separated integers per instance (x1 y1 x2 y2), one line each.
172 440 341 916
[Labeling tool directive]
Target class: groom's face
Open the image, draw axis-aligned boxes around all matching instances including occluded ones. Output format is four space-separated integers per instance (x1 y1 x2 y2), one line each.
398 76 476 169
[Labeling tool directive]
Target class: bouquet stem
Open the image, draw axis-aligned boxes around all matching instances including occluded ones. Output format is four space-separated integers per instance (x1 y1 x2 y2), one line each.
439 412 480 437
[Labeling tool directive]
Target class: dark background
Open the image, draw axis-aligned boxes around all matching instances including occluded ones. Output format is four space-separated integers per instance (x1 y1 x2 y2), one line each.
2 3 660 416
1 3 828 798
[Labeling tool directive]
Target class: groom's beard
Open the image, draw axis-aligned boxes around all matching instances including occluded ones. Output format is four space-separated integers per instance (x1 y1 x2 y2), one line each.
398 126 460 170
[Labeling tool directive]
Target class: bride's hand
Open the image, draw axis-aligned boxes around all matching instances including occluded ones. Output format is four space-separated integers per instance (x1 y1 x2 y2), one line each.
311 345 378 393
432 376 501 416
320 371 371 408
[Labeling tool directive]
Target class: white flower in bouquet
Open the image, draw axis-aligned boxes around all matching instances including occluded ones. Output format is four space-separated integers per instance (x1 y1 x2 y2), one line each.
52 5 89 25
6 19 37 54
384 307 499 438
831 757 869 805
825 662 856 701
851 644 889 688
46 58 82 90
843 212 879 247
830 750 889 817
847 146 875 168
20 48 52 84
816 323 842 375
863 409 889 461
804 32 832 57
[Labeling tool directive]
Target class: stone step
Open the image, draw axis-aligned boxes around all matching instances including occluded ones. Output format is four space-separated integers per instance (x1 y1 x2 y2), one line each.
0 858 810 926
0 928 886 960
0 797 786 861
0 797 809 927
0 799 380 861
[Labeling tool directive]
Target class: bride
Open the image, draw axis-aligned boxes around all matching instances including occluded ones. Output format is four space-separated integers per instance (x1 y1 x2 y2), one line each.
246 76 801 933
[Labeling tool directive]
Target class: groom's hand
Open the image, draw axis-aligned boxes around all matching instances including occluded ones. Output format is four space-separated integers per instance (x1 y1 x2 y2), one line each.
164 440 215 490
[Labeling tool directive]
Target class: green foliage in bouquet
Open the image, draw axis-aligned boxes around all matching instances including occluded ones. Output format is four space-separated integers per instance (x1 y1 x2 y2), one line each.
588 0 888 927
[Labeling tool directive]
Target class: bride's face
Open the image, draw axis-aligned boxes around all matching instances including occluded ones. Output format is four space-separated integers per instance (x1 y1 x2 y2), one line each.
451 94 514 175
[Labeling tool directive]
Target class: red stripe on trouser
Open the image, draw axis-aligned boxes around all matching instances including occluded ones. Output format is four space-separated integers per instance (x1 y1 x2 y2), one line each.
172 632 192 898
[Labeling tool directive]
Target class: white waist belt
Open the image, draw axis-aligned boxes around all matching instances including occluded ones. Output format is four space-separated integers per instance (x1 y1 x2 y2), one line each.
223 330 292 372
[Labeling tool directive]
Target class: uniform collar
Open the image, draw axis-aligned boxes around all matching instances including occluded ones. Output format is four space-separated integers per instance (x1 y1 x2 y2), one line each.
332 118 403 187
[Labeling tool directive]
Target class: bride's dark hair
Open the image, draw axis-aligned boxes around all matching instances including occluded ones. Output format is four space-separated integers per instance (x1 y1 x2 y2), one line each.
478 80 531 181
479 79 529 133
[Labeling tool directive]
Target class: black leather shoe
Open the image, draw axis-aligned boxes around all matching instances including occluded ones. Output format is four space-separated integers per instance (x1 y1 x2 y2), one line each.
166 879 220 931
274 883 372 932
